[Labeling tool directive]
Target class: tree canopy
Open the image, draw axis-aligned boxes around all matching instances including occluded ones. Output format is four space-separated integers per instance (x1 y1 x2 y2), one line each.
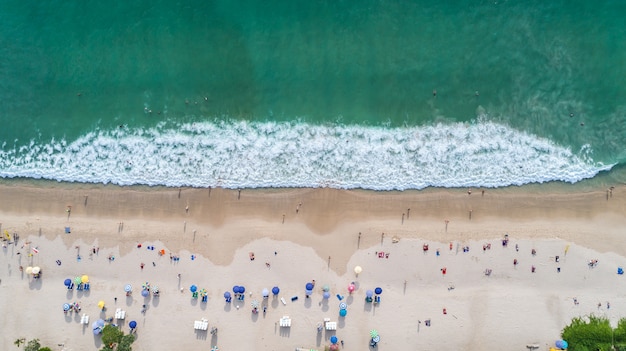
561 315 626 351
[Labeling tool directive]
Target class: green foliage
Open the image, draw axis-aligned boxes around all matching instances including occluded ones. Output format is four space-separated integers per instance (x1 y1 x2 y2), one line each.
562 316 615 351
24 339 41 351
117 334 135 351
14 338 26 347
38 348 53 351
101 325 123 347
99 325 136 351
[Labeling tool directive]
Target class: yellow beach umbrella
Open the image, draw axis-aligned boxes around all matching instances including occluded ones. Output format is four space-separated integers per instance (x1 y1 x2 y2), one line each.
98 301 105 309
32 267 41 274
354 266 362 276
81 275 89 283
25 266 33 274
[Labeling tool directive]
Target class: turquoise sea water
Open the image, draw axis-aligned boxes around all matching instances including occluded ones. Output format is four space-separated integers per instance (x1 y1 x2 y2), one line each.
1 1 625 189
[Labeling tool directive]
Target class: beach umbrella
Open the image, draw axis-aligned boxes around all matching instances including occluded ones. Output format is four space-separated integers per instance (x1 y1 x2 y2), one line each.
152 286 159 293
200 288 207 296
339 302 347 310
97 301 105 309
81 275 89 283
190 285 198 293
251 300 259 308
347 284 355 293
26 266 33 274
323 292 330 299
322 284 330 292
262 288 269 297
142 282 150 290
211 347 219 351
224 291 231 299
141 289 149 297
556 340 568 349
233 285 239 293
92 319 105 334
63 303 71 311
375 287 383 295
370 329 379 338
339 309 347 317
272 286 280 295
74 276 82 285
366 290 374 297
330 335 338 344
354 266 362 275
32 267 41 275
306 282 314 291
329 344 339 351
64 278 72 287
372 335 380 343
239 286 245 293
124 284 132 292
129 320 137 329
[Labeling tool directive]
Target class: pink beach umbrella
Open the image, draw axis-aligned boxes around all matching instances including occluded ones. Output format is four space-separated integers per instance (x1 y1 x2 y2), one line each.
347 283 355 294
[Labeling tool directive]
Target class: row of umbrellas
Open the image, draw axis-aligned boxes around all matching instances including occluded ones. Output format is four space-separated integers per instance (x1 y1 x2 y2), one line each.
92 319 138 335
63 275 89 286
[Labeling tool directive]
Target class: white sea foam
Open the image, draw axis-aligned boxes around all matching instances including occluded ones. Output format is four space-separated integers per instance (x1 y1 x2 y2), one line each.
0 120 612 190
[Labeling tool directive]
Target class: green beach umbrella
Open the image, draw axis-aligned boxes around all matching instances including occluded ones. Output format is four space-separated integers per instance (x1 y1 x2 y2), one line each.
370 329 378 338
74 276 82 285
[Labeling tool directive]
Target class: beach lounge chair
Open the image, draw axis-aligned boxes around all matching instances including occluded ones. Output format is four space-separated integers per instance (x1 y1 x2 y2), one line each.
201 319 208 330
84 283 90 290
67 282 74 290
80 314 89 324
280 297 287 305
115 308 126 320
325 320 337 330
77 284 83 291
279 316 291 327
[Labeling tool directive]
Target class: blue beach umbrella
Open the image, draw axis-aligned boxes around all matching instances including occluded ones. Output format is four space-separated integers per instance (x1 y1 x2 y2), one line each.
323 291 330 299
224 291 231 299
190 285 198 293
124 284 132 292
366 290 374 297
272 286 280 295
141 289 149 297
330 336 338 344
129 320 137 329
339 309 347 317
306 282 314 291
239 286 246 293
339 302 347 310
374 287 383 295
233 285 239 293
64 278 72 287
63 303 71 311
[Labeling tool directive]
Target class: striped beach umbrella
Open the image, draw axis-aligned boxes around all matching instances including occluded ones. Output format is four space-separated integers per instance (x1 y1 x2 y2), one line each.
124 284 132 292
63 303 71 311
339 302 347 310
372 335 380 343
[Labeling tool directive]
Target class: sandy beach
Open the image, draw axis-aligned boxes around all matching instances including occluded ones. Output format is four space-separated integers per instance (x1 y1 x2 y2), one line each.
1 182 625 350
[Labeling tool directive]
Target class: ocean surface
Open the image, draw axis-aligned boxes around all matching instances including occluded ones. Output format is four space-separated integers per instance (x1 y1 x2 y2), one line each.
1 1 625 190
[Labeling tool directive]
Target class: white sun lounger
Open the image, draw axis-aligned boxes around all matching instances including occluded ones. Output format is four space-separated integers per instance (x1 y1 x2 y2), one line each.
80 314 89 325
194 318 208 330
280 297 287 305
279 316 291 327
325 321 337 330
114 308 126 320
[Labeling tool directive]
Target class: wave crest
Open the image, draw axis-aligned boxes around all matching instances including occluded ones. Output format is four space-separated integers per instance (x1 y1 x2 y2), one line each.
0 120 612 190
